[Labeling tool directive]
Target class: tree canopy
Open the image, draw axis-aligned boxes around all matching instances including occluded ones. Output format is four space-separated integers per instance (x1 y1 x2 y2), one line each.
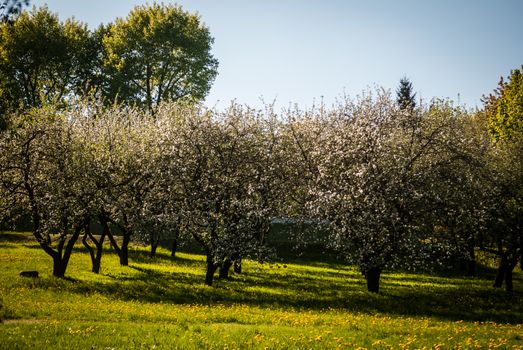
0 6 96 113
101 3 218 113
0 2 219 120
488 66 523 141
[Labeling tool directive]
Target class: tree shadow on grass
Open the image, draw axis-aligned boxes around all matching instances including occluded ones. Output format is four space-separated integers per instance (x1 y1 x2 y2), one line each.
32 256 521 325
0 232 33 243
0 242 20 249
14 242 523 324
127 249 203 266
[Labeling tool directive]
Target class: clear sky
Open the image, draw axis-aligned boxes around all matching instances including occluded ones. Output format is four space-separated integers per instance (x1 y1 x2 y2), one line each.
31 0 523 110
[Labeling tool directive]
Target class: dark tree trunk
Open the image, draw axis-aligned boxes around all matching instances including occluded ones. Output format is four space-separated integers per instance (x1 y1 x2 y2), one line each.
102 216 131 266
171 239 178 257
459 259 467 272
92 254 101 273
493 255 507 288
467 243 476 276
467 260 476 276
104 219 119 254
108 233 130 266
82 229 105 274
52 255 67 277
120 234 130 266
51 225 83 278
492 237 520 292
83 234 97 272
150 236 159 258
219 258 233 279
505 265 514 292
505 255 519 292
94 236 105 273
205 254 218 286
233 258 242 274
520 237 523 270
364 267 382 293
52 224 84 277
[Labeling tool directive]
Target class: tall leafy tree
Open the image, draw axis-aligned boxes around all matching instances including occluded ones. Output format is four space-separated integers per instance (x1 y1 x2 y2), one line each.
479 66 523 290
488 65 523 141
102 3 219 113
485 141 523 291
0 6 98 113
396 76 416 110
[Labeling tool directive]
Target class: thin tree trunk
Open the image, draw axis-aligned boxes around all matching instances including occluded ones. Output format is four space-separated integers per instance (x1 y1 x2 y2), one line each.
92 252 101 273
493 255 507 288
205 253 218 286
82 224 105 274
120 233 130 266
219 258 232 279
93 233 105 274
459 259 467 272
83 233 95 269
146 63 153 114
51 225 83 277
150 236 159 258
103 219 119 253
364 267 382 293
467 243 476 276
60 226 82 274
52 255 66 277
171 239 178 257
103 217 130 266
233 258 242 274
467 260 476 276
505 265 514 292
520 238 523 270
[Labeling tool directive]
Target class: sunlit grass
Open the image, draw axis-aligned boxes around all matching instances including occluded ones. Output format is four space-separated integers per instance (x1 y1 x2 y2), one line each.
0 237 522 349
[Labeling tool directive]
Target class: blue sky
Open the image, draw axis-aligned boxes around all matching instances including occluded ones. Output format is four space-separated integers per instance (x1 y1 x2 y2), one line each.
32 0 523 110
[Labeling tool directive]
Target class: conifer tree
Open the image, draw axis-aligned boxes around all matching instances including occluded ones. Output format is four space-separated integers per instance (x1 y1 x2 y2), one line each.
396 76 416 110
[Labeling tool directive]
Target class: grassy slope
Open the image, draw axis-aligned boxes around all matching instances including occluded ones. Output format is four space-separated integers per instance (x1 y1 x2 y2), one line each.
0 235 522 349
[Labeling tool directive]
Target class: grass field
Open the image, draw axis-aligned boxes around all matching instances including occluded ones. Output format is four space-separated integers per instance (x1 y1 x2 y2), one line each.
0 232 522 349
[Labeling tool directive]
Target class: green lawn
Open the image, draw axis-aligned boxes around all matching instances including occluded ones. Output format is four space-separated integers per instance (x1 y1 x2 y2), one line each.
0 234 522 349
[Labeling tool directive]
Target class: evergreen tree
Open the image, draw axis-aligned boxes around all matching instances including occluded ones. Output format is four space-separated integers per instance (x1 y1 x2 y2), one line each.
396 76 416 110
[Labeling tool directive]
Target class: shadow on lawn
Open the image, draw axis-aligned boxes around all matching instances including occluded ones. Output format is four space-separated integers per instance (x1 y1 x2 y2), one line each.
128 249 203 266
38 253 520 325
0 232 33 243
13 240 523 324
